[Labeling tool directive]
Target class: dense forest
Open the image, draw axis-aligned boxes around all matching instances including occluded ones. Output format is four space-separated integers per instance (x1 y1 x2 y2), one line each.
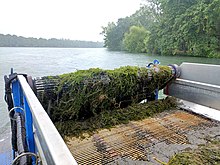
102 0 220 58
0 34 103 48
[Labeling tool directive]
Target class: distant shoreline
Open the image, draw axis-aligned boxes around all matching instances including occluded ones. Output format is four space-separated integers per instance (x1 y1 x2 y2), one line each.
0 34 104 48
0 47 105 48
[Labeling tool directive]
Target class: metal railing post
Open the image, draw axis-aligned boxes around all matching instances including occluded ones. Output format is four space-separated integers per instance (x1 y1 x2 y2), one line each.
23 96 35 163
12 78 36 164
12 79 23 113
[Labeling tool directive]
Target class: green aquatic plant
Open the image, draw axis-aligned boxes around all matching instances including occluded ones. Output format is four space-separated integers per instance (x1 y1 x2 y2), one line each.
54 96 177 137
168 140 220 165
37 65 173 122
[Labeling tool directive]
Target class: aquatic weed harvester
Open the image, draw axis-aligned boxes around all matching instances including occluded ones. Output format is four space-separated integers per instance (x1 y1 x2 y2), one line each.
2 61 220 164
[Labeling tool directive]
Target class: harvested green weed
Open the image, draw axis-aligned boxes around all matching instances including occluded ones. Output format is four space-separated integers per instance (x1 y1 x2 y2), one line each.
55 96 177 137
38 66 173 122
168 139 220 165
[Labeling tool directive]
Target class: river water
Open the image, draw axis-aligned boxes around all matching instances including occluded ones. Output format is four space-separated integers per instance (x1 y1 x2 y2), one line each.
1 47 220 130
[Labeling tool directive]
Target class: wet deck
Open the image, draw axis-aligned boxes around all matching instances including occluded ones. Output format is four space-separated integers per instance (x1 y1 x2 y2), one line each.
0 123 13 165
66 110 220 165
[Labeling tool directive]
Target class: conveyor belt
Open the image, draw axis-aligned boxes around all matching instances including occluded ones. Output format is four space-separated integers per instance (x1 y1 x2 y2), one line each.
66 110 217 165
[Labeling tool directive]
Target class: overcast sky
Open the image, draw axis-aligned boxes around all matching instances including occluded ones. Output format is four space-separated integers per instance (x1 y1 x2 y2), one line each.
0 0 143 41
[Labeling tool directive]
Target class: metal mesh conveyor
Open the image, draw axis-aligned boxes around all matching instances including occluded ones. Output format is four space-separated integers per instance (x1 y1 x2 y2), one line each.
66 110 219 165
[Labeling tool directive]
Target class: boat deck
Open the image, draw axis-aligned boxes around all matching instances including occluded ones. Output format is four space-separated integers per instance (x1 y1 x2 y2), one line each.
66 109 220 165
0 123 13 165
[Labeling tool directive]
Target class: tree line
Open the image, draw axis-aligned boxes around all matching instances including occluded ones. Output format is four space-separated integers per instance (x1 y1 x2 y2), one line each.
0 34 103 48
102 0 220 58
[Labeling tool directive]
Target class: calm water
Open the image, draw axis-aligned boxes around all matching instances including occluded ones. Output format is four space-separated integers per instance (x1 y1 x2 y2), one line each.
1 47 220 129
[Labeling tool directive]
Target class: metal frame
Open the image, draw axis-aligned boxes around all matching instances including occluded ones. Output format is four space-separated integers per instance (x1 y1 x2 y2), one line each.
178 99 220 122
165 63 220 110
12 78 36 165
166 78 220 110
17 75 77 165
12 80 35 158
178 62 220 86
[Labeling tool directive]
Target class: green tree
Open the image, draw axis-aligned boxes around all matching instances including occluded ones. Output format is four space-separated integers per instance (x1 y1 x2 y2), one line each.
101 17 137 51
147 0 220 57
123 26 150 53
102 0 220 58
0 34 104 48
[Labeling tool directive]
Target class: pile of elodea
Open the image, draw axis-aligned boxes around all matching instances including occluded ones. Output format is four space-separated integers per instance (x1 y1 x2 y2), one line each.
55 97 177 137
37 65 176 136
168 139 220 165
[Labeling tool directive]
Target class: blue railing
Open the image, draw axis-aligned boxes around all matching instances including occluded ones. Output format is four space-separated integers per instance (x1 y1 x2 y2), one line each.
9 75 77 165
12 78 35 164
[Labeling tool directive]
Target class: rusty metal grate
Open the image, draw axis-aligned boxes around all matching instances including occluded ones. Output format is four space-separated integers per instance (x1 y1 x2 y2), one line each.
66 110 215 165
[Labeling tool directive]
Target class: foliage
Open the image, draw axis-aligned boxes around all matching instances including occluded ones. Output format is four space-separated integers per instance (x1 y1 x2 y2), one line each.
38 66 173 123
102 0 220 58
153 0 220 57
55 97 177 137
101 18 137 51
123 26 150 53
0 34 103 48
168 139 220 165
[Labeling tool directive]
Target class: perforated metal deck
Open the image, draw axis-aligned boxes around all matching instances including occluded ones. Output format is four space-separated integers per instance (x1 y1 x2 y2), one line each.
66 110 218 165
